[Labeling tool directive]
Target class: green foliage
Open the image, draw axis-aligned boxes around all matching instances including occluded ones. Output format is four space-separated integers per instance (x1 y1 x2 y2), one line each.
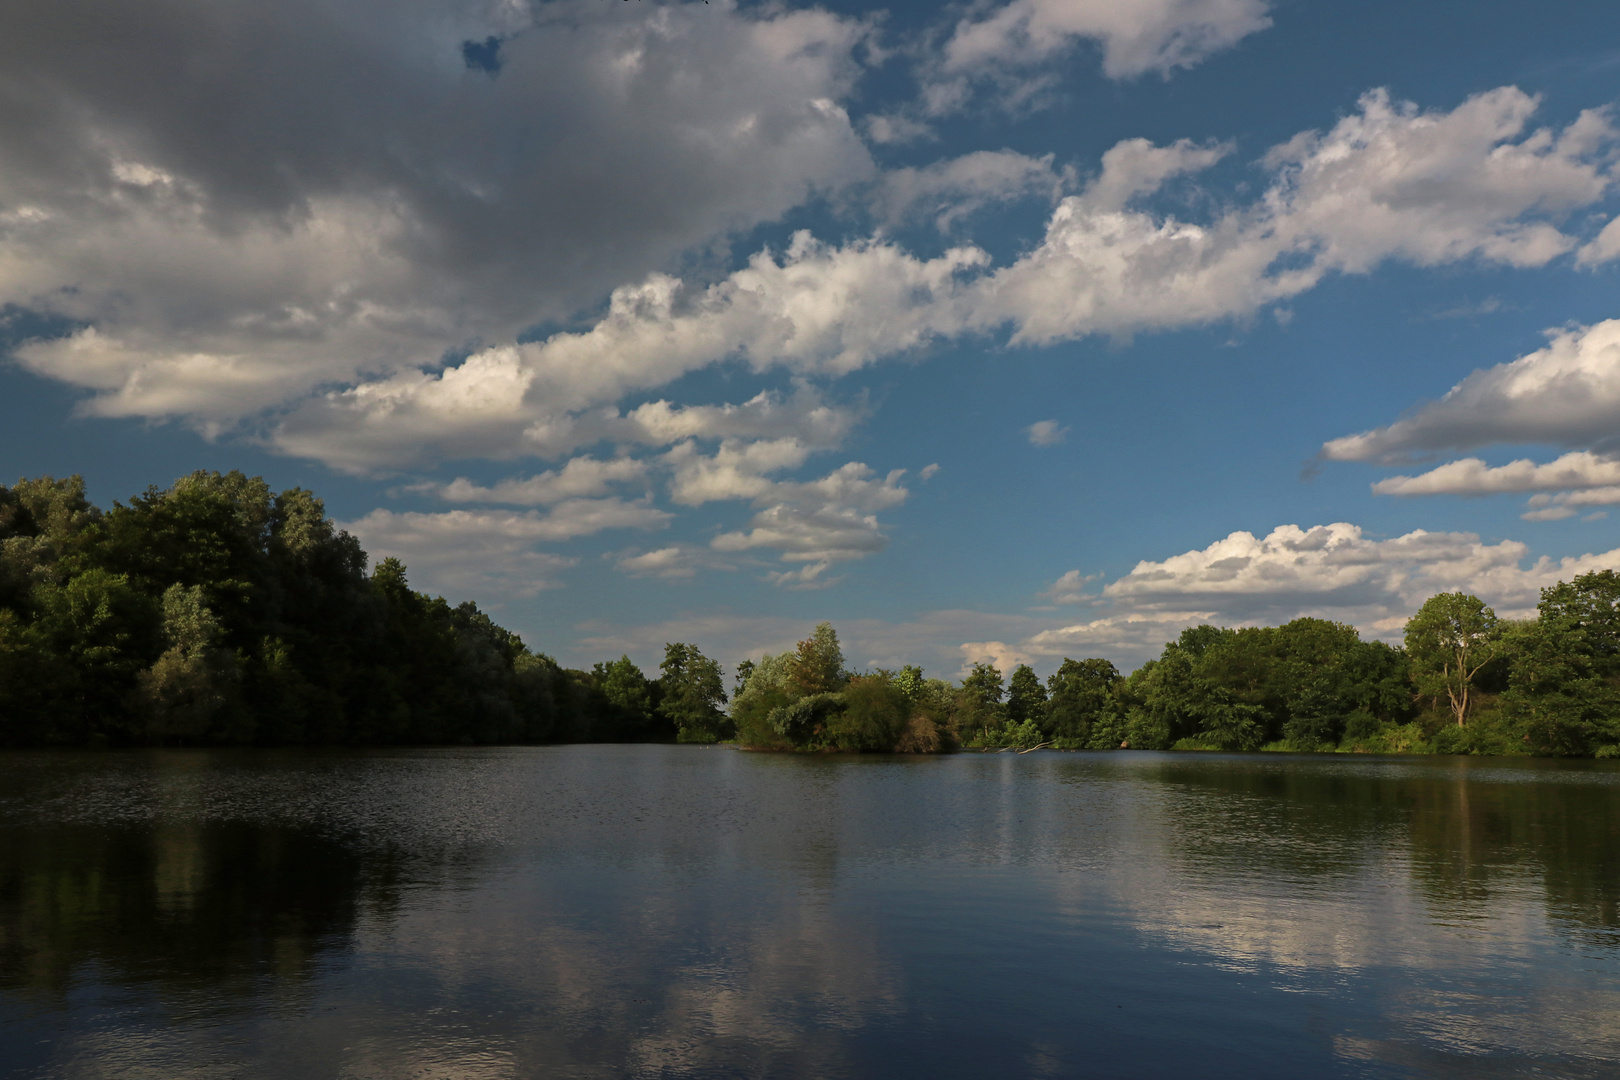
1005 664 1047 727
0 472 585 748
1045 657 1122 745
10 468 1620 759
1502 571 1620 756
585 655 664 741
1405 592 1501 727
658 642 729 743
767 692 845 744
788 621 846 696
826 676 912 751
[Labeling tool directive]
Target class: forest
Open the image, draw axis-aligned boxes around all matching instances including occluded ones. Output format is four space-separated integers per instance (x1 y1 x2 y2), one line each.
2 470 1618 757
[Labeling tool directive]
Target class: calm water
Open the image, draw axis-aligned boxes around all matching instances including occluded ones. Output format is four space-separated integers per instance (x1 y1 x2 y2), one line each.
0 747 1617 1079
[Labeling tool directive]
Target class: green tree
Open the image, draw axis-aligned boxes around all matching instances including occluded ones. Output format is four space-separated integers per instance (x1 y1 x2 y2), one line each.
1405 592 1501 727
136 583 241 744
1045 657 1121 744
1505 571 1620 755
826 675 910 751
788 622 846 696
1005 664 1048 727
658 642 729 743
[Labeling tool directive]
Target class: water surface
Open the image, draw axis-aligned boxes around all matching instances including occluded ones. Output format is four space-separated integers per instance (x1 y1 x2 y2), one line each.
1 746 1617 1078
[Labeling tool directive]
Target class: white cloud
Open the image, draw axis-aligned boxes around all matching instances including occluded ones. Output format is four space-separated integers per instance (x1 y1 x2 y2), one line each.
11 67 1615 484
1523 486 1620 520
765 560 840 591
940 0 1273 84
1324 319 1620 464
582 519 1620 676
977 89 1617 347
1082 137 1228 212
958 640 1035 675
862 113 936 146
1100 521 1620 624
261 86 1618 474
1040 569 1102 604
874 150 1067 231
711 462 910 579
268 236 986 470
1372 452 1620 497
344 499 669 599
1 0 874 429
616 387 863 450
1027 419 1068 446
919 463 941 481
435 455 648 506
1577 215 1620 265
613 545 737 581
665 438 816 506
1002 521 1620 667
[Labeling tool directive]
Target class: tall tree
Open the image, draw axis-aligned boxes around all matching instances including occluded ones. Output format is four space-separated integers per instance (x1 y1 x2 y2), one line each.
1045 657 1120 743
1405 592 1500 727
658 642 729 743
1005 664 1047 726
1507 571 1620 754
789 622 846 696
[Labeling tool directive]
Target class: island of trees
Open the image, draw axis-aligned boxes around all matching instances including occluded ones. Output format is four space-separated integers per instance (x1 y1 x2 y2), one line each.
3 471 1618 757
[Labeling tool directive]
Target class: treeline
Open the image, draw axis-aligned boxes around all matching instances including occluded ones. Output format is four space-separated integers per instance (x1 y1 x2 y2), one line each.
5 471 1619 756
724 590 1620 758
0 472 727 747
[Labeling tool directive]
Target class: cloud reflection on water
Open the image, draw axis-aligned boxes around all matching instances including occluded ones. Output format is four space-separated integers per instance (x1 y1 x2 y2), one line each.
0 748 1617 1078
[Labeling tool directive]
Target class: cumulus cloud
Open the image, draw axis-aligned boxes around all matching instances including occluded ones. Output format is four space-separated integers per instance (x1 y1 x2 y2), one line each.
1 0 873 429
586 519 1620 674
613 545 737 580
343 499 669 599
939 0 1273 89
665 438 817 506
1000 521 1620 668
1372 452 1620 497
1325 320 1620 465
958 640 1036 675
873 150 1067 231
615 387 864 450
257 87 1620 473
1523 487 1620 521
711 462 910 581
1081 137 1229 212
977 89 1618 346
267 236 986 470
1577 215 1620 265
1040 569 1102 604
1101 521 1620 623
1027 419 1069 446
434 455 648 506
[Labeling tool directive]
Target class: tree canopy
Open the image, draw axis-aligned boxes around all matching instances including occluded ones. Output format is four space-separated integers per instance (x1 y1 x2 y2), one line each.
5 471 1620 757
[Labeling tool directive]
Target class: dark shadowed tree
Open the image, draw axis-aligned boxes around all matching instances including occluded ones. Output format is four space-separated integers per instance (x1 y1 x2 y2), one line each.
1005 664 1048 727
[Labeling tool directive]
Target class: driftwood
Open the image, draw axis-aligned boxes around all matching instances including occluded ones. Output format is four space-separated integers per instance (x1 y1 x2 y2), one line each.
992 741 1053 753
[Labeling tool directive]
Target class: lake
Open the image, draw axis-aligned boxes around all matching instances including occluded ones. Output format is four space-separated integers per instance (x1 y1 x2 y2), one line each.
1 746 1617 1079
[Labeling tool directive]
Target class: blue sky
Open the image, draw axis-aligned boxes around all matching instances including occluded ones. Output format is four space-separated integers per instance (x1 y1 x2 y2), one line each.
6 0 1620 677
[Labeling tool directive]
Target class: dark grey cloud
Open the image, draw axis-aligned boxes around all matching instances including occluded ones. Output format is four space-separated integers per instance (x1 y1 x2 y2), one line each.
0 0 874 418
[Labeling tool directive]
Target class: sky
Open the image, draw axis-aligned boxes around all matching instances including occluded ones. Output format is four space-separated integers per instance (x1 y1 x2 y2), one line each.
6 0 1620 679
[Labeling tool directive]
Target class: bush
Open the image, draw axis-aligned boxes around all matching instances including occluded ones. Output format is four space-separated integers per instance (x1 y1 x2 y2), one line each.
825 676 909 751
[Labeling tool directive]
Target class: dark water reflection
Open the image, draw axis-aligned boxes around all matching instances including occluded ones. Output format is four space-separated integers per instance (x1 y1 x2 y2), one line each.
1 747 1617 1079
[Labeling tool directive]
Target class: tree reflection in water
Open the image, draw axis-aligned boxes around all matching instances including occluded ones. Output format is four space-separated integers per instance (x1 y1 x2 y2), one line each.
0 747 1616 1079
